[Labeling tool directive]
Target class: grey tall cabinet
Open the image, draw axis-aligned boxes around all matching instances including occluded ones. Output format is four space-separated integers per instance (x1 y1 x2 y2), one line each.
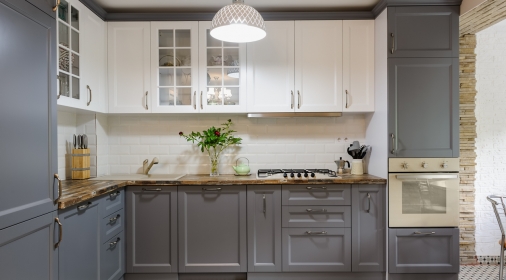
0 0 58 279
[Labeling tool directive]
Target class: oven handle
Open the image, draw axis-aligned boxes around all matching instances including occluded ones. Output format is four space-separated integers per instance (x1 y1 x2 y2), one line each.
395 174 458 180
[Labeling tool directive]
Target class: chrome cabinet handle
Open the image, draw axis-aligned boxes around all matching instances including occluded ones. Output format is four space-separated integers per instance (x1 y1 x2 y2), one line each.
202 187 222 191
390 133 396 154
366 193 371 213
145 91 149 110
86 85 92 106
200 91 203 110
390 33 395 54
194 91 197 110
57 76 62 99
297 90 301 109
345 90 349 109
54 174 62 203
142 188 162 191
306 209 327 213
77 201 92 211
109 191 120 198
109 237 120 247
109 214 121 223
291 91 294 109
54 217 63 248
263 194 266 214
306 186 327 190
52 0 60 12
306 231 327 235
414 231 436 235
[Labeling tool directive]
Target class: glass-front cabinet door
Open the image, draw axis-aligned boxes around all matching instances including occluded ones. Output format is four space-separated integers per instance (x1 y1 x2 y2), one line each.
57 0 82 107
198 22 246 113
151 22 199 113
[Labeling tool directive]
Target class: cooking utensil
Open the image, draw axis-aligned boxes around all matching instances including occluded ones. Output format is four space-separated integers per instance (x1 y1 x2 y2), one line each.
349 141 361 151
73 134 77 149
77 135 82 149
83 134 88 149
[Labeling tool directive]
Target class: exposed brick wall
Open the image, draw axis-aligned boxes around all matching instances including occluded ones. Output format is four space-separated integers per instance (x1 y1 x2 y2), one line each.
461 0 506 35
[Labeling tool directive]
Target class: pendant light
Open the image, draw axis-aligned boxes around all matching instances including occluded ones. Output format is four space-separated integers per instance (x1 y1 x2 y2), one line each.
210 0 266 43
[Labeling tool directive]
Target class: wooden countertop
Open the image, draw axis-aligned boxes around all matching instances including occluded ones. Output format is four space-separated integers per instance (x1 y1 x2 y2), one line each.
59 174 386 209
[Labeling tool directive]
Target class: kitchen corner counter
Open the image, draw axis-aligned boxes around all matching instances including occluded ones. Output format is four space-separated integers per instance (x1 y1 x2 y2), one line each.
58 174 386 209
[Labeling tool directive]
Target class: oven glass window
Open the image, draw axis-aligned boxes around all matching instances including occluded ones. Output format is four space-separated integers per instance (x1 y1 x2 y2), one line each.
402 180 447 214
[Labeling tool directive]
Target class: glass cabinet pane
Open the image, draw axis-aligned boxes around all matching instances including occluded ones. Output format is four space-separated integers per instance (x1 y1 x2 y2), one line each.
207 69 222 86
59 47 69 72
175 88 192 105
72 77 80 99
207 49 222 66
159 68 174 86
71 30 79 53
207 87 222 105
175 49 191 66
223 49 239 66
159 49 175 66
176 69 192 86
159 88 174 106
206 30 221 47
59 73 70 97
71 54 80 76
58 0 69 23
159 30 174 47
58 22 69 47
224 69 240 85
70 6 79 30
175 30 191 47
223 87 239 105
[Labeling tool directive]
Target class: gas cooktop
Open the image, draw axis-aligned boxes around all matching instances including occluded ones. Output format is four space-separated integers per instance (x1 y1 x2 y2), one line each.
257 169 338 179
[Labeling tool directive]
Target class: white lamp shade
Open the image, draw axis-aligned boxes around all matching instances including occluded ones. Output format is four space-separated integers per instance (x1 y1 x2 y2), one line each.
210 0 266 43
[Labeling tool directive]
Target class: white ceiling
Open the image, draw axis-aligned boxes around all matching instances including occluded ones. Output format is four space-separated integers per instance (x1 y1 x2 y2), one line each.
94 0 380 13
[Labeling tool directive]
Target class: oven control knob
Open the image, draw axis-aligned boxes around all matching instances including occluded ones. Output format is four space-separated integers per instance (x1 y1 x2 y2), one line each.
441 162 448 169
310 173 315 178
290 172 295 178
422 162 428 169
401 162 409 169
297 173 302 178
304 172 309 178
283 173 288 178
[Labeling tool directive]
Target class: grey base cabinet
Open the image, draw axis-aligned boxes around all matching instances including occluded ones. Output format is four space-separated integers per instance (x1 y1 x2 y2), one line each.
178 186 247 273
247 186 282 272
389 228 459 273
126 186 178 273
26 0 56 18
101 231 126 280
0 211 58 280
352 185 385 272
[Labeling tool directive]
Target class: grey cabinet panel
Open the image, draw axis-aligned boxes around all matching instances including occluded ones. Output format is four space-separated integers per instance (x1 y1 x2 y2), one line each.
0 0 57 230
100 190 124 218
282 185 351 206
179 186 247 273
101 208 125 243
282 228 351 272
126 186 177 273
247 186 282 272
388 58 459 158
58 199 101 280
101 231 125 280
352 185 385 272
0 211 58 280
282 206 351 228
389 228 459 273
26 0 55 18
388 6 459 58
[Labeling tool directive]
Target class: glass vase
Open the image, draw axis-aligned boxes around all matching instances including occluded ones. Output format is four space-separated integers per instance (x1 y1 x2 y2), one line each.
209 151 220 177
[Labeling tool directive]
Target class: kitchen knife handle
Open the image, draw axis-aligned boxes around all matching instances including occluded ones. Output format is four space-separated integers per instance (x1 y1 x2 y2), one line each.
291 91 294 109
57 75 62 99
86 85 92 106
145 91 149 110
366 193 371 213
54 174 62 203
194 91 197 110
52 0 60 12
390 133 396 154
390 33 395 54
345 90 349 108
54 217 63 248
297 91 301 109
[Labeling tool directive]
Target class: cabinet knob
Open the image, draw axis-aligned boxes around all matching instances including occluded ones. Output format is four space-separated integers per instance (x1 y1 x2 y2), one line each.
401 162 409 170
422 162 428 169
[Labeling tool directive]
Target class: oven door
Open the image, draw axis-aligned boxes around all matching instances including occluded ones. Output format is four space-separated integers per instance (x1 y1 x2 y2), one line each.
389 173 459 227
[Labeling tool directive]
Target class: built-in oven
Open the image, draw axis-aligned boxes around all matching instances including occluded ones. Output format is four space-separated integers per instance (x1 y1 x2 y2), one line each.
388 158 459 227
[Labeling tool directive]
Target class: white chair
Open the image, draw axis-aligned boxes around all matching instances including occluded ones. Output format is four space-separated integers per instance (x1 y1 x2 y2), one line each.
487 195 506 280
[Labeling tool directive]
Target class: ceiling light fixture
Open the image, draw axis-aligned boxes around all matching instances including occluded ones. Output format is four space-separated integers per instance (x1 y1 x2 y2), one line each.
210 0 266 43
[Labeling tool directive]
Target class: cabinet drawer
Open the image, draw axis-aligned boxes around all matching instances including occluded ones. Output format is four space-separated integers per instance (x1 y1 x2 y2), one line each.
101 208 125 243
282 227 351 272
101 231 125 280
282 185 351 206
282 206 350 228
100 190 124 218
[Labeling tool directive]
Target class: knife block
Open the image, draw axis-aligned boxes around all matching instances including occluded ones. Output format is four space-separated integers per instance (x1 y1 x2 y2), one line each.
71 149 90 179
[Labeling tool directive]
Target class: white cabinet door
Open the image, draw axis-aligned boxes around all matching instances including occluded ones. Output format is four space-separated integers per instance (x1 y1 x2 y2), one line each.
199 21 247 113
247 21 295 113
108 22 151 113
294 21 343 112
343 20 374 112
150 22 199 113
80 8 107 113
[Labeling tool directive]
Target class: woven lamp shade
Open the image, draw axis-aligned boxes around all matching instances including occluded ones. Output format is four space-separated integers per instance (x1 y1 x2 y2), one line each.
210 0 266 43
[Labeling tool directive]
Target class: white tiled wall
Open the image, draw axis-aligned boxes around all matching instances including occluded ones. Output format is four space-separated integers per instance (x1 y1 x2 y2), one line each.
475 19 506 256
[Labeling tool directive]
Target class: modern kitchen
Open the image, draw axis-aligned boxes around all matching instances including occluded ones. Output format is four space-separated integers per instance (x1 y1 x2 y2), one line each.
1 0 499 279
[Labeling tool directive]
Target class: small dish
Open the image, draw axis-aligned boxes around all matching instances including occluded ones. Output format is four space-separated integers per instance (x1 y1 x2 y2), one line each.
234 173 251 176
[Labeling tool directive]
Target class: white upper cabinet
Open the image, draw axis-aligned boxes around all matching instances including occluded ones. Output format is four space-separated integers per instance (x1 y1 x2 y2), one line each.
294 20 343 112
247 21 295 113
199 21 247 113
108 22 151 113
343 20 375 112
150 22 199 113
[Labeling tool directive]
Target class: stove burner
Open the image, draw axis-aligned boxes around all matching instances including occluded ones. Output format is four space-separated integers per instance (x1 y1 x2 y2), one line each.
257 168 337 178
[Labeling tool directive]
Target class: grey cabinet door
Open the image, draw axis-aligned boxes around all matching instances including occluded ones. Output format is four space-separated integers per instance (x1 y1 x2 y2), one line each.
58 200 101 280
282 185 351 206
282 206 351 228
101 231 125 280
100 190 124 218
126 186 177 273
388 58 459 158
0 0 57 230
352 185 385 272
247 186 282 272
179 186 247 273
26 0 55 18
282 228 351 272
0 211 58 280
388 6 459 58
389 228 459 273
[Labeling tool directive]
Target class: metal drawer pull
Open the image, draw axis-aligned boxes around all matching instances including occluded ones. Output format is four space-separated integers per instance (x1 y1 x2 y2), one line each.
306 231 327 235
345 90 349 108
263 194 266 214
109 214 121 223
109 191 120 198
57 76 62 99
200 91 203 109
142 188 162 191
202 187 222 191
54 173 62 203
194 91 197 110
77 201 92 211
366 193 371 213
390 33 395 54
414 231 436 235
306 209 327 213
87 85 92 106
109 237 120 247
53 0 60 12
291 91 294 109
297 90 301 109
145 91 149 110
54 217 63 249
390 133 396 154
306 186 327 190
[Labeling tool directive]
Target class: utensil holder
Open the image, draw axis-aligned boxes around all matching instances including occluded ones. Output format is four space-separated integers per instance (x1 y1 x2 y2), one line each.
71 149 90 179
351 159 364 175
